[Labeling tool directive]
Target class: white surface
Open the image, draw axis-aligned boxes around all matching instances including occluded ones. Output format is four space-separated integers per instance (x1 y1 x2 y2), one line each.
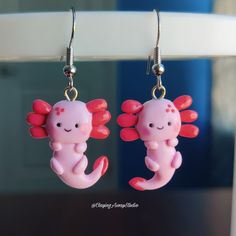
0 11 236 61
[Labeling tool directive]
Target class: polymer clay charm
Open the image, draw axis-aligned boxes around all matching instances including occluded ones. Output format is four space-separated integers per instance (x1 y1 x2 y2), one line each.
117 95 199 191
27 99 111 189
117 10 199 191
26 8 111 189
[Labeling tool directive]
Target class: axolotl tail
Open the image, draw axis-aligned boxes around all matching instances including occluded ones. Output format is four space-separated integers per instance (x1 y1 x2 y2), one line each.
129 171 175 191
51 156 109 189
76 156 109 189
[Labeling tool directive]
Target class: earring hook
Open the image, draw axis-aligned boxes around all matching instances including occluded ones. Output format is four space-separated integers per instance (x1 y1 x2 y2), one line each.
146 9 162 74
68 7 76 49
146 9 166 99
155 9 160 48
63 7 78 101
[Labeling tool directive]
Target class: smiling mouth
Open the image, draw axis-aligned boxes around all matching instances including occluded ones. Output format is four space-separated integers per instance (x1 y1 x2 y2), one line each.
157 126 164 130
64 129 72 132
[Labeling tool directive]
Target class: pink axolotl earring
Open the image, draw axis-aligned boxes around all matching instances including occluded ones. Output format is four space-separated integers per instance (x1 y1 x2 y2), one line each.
117 96 198 191
26 8 111 189
117 10 199 191
27 99 110 189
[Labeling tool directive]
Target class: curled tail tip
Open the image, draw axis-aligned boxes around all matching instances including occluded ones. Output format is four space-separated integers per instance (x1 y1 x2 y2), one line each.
129 177 146 191
93 156 109 176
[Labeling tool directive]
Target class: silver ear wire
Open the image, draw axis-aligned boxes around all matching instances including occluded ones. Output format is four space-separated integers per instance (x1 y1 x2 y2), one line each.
68 7 76 49
147 10 166 99
63 7 77 80
63 7 78 101
147 9 165 76
152 9 165 77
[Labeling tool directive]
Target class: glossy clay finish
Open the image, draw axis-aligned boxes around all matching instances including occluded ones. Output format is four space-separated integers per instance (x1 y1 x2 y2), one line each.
27 99 111 189
117 95 199 191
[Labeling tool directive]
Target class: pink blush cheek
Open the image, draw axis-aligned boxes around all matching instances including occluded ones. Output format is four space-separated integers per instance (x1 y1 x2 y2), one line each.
47 126 63 141
173 122 181 133
79 123 91 135
138 126 151 137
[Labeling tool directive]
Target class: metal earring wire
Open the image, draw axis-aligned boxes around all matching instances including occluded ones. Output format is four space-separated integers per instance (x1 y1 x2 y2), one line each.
146 9 166 99
63 7 78 101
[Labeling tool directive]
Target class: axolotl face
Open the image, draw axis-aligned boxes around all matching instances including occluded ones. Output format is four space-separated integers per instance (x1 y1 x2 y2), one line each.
46 100 92 143
136 99 181 142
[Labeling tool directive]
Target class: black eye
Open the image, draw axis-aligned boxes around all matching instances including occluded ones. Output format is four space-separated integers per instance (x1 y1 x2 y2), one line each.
149 123 154 128
56 123 61 127
168 122 172 126
75 123 79 128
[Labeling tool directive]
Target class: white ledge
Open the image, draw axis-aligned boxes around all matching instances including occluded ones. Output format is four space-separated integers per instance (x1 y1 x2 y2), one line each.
0 11 236 62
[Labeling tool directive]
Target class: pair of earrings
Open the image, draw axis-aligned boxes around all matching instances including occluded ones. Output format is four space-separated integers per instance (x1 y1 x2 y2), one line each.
26 9 199 191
